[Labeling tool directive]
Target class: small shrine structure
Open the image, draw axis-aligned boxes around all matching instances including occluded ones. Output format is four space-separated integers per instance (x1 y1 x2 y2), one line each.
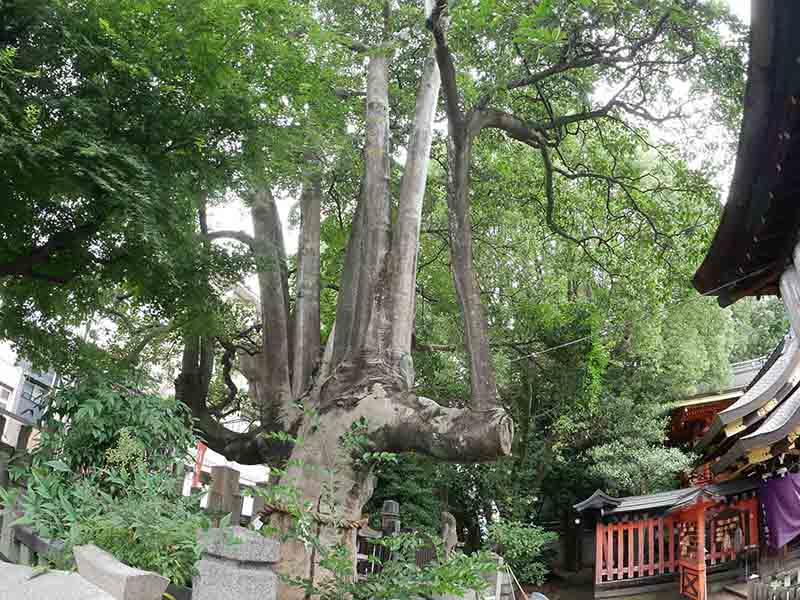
577 1 800 598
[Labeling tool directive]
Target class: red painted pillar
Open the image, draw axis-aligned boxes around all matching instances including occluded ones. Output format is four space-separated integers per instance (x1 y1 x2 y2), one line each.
678 504 708 600
596 521 604 584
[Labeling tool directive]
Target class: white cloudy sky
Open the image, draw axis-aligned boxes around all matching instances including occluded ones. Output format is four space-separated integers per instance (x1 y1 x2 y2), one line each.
726 0 749 23
210 0 753 261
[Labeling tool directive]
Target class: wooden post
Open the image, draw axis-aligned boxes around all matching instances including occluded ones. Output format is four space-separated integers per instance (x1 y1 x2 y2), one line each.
0 451 9 491
666 517 675 573
627 522 634 578
638 519 645 578
697 505 706 600
648 518 655 576
174 461 186 496
251 482 269 525
747 496 759 549
658 517 665 575
595 521 604 584
607 522 614 580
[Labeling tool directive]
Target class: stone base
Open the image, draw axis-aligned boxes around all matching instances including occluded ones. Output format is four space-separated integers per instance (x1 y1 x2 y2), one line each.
193 558 278 600
192 527 281 600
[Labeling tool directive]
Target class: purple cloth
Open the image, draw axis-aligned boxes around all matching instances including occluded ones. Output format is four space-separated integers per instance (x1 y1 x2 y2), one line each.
761 472 800 548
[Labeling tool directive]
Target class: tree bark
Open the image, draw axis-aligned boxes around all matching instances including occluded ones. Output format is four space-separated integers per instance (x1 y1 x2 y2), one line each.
445 132 498 410
175 336 294 465
179 15 515 598
291 174 322 397
388 49 441 356
331 189 365 366
349 53 392 356
273 381 512 600
250 188 293 423
429 6 499 410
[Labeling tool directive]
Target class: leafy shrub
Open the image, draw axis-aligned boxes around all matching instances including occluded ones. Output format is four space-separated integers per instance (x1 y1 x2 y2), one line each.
487 521 557 585
34 376 194 472
77 473 210 587
5 376 210 586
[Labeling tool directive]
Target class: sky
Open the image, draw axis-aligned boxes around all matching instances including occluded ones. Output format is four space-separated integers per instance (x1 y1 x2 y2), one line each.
726 0 749 24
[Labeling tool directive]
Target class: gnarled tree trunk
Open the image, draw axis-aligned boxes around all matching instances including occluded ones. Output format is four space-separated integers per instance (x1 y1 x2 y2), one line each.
177 20 513 598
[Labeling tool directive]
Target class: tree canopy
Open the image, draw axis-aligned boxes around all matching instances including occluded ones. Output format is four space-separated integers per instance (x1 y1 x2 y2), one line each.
1 0 787 588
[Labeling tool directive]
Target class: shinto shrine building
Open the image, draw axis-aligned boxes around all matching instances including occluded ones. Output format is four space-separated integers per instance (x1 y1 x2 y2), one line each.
577 1 800 598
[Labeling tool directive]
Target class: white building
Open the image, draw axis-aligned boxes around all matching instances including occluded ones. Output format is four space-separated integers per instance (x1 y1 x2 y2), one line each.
0 341 56 446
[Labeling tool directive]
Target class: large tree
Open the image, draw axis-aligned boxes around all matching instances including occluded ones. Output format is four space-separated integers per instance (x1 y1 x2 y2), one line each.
2 0 748 593
174 5 514 593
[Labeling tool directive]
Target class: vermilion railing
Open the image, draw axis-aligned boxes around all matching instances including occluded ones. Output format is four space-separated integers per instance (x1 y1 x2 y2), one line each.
594 496 759 585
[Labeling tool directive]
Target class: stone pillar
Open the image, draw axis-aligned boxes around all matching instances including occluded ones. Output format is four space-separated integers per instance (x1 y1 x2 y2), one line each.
15 425 32 451
74 544 168 600
0 450 10 489
0 502 20 562
193 526 280 600
250 482 269 527
207 466 241 526
381 500 400 534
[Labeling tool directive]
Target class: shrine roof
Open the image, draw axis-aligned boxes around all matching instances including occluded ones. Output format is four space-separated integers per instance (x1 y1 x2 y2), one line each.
696 334 795 453
712 380 800 475
574 479 759 517
693 2 800 307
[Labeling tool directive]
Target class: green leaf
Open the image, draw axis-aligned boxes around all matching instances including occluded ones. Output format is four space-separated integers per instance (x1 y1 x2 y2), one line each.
45 460 71 473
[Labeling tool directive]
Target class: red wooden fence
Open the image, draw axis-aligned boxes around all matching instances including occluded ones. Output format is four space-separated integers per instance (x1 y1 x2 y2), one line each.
594 497 759 585
595 517 677 583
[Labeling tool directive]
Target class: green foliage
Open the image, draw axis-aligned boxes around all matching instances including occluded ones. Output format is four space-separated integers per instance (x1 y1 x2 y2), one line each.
487 522 557 585
35 376 194 472
9 376 210 586
0 0 766 586
365 454 443 535
103 428 146 474
340 416 399 471
260 461 493 600
727 297 789 363
282 529 495 600
0 0 341 374
75 476 210 587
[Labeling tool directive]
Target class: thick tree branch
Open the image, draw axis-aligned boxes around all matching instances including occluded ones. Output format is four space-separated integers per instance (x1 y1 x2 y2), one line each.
346 54 391 356
291 172 322 398
332 181 365 366
374 395 513 462
428 2 499 411
250 188 293 421
176 335 296 466
428 1 463 131
0 219 102 282
206 230 257 249
473 109 547 147
388 48 441 356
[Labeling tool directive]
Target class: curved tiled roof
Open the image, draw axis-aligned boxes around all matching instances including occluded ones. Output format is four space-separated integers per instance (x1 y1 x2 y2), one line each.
696 334 794 452
720 335 794 418
712 381 800 475
574 479 759 517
